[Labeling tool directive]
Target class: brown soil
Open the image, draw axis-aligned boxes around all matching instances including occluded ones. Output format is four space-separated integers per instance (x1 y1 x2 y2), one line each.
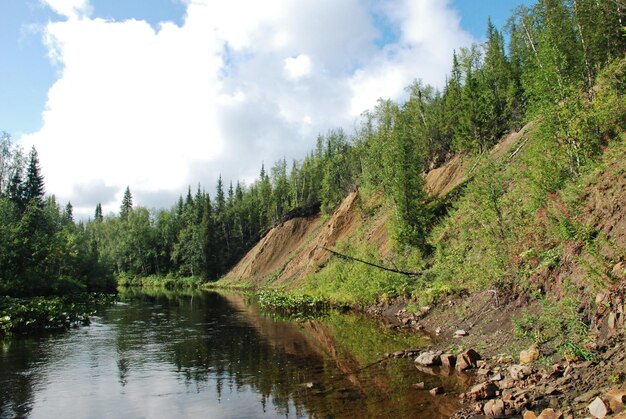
222 214 323 286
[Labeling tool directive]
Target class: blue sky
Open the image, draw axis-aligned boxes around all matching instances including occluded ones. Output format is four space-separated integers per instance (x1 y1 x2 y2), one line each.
1 0 534 217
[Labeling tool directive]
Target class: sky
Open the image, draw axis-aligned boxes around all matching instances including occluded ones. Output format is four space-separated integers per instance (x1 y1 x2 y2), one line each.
0 0 533 219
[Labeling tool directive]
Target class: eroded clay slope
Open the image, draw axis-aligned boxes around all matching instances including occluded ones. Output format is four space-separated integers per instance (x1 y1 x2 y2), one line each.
222 125 532 287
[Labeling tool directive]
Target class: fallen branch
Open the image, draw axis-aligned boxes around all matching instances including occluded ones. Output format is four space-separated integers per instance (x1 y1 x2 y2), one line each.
317 246 425 277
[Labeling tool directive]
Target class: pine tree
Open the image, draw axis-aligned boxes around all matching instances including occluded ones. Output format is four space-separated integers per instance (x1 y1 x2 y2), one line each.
23 147 45 207
120 186 133 220
65 201 74 223
94 203 103 222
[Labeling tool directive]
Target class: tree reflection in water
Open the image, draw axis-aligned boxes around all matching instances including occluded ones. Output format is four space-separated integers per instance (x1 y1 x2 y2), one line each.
0 289 467 418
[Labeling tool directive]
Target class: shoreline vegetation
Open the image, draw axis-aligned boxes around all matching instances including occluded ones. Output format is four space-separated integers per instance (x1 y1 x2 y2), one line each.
0 293 115 339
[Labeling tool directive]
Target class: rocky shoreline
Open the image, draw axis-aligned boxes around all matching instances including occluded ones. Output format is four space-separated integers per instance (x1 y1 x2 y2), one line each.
369 282 626 418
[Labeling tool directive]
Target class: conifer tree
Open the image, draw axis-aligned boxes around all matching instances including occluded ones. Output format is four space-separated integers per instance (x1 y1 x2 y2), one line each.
120 186 133 220
94 203 103 222
23 147 45 207
65 201 74 223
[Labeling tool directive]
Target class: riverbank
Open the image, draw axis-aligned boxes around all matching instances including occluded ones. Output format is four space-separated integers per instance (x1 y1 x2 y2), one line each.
365 280 626 418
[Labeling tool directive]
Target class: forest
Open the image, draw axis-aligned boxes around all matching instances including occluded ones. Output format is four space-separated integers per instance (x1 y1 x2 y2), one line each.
0 0 624 298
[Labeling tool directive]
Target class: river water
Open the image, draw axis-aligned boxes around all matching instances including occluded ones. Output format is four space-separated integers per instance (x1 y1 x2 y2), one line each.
0 289 466 418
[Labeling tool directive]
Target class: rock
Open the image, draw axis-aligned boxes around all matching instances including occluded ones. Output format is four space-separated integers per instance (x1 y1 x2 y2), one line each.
510 364 532 380
499 378 516 389
524 411 538 419
454 329 469 337
435 327 441 335
588 397 608 418
606 389 626 413
520 344 540 364
457 349 482 371
575 389 601 403
484 399 505 417
429 387 444 396
440 353 456 369
415 351 441 367
490 373 503 382
468 382 499 401
412 381 425 389
596 292 609 306
393 350 405 358
477 367 491 375
537 408 564 419
474 402 484 413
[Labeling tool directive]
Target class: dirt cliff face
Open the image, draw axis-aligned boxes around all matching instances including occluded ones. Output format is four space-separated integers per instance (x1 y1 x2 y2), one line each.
222 190 363 287
221 127 533 288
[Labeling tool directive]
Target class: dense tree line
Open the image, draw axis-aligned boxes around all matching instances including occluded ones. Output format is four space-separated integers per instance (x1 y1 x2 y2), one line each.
0 134 112 296
1 0 623 293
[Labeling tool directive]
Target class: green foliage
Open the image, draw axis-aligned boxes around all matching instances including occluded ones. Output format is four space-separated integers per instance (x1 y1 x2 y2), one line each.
303 242 424 306
512 292 591 358
117 275 203 289
256 290 334 317
0 293 115 338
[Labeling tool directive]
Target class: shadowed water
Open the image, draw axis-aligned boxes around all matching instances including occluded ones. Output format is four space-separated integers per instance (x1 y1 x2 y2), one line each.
0 289 466 418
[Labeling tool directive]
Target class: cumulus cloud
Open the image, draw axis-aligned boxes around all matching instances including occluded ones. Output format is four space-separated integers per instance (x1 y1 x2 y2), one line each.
42 0 91 19
284 54 312 81
22 0 474 219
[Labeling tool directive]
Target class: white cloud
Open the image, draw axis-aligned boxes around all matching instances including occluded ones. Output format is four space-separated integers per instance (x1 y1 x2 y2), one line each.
41 0 91 19
22 0 474 218
284 54 312 81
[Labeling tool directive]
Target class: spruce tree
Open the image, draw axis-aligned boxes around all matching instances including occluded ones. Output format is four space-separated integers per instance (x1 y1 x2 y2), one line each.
23 147 45 207
94 203 103 222
120 186 133 220
65 201 74 223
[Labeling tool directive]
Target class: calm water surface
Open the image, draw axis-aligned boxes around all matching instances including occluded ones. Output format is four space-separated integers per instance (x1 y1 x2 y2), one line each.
1 289 467 418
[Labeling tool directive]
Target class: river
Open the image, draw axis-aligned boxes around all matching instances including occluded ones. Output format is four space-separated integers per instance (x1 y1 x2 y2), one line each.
0 289 466 418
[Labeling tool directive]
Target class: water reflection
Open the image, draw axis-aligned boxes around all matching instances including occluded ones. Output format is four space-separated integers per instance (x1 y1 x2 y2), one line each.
0 289 466 418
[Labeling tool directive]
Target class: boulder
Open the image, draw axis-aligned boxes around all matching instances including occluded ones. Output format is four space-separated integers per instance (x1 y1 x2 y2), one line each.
588 397 608 418
440 353 456 369
456 349 482 371
415 351 441 367
520 344 540 364
509 364 532 380
523 411 538 419
468 382 498 401
483 399 505 417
